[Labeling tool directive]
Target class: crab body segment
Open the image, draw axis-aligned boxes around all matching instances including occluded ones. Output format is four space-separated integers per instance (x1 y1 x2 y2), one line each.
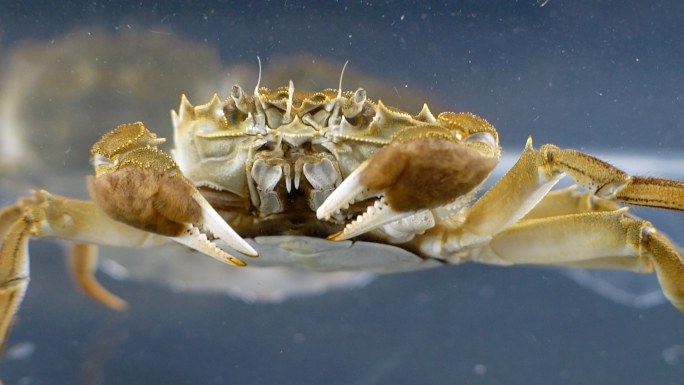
2 78 684 370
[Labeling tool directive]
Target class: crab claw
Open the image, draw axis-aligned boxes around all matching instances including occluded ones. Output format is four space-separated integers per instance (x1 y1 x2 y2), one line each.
317 137 498 241
88 123 257 266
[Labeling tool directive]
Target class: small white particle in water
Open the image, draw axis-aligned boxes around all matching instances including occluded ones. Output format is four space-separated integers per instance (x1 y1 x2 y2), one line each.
474 364 487 375
6 342 36 360
662 345 684 365
293 333 305 343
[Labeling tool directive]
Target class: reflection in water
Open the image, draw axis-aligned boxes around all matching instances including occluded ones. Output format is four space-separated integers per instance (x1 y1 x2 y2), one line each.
560 268 666 309
77 315 129 385
0 31 442 174
0 28 233 172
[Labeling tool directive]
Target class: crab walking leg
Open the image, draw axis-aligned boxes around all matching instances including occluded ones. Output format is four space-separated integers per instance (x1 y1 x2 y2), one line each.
477 209 684 312
519 143 684 217
643 230 684 311
496 186 653 268
429 137 684 254
1 190 172 311
522 185 624 220
0 208 30 359
478 209 651 270
69 243 128 311
437 137 566 251
19 190 169 249
540 145 684 211
0 206 22 241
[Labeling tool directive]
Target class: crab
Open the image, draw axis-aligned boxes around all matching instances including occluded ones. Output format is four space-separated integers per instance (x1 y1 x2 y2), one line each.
2 71 684 369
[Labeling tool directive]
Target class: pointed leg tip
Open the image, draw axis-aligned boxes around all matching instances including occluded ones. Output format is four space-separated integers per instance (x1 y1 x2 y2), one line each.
80 281 129 312
109 298 130 312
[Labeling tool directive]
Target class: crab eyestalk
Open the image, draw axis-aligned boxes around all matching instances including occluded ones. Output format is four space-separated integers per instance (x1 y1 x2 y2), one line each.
342 88 367 119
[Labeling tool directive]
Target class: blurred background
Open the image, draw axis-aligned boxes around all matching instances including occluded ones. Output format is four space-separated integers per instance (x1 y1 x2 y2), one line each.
1 0 684 383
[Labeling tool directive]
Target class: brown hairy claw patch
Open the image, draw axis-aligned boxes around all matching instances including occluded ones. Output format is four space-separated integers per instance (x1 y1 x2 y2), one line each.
359 138 498 212
87 166 202 237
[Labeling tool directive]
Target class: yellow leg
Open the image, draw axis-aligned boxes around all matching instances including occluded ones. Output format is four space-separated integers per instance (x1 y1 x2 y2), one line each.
643 230 684 312
480 209 652 272
69 243 128 311
461 137 565 238
411 139 684 312
454 139 684 242
0 210 31 360
0 190 167 341
18 191 171 310
0 205 22 242
0 189 172 379
541 144 684 210
521 185 621 220
477 209 684 312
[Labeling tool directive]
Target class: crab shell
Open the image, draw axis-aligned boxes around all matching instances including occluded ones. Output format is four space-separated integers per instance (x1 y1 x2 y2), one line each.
171 84 500 244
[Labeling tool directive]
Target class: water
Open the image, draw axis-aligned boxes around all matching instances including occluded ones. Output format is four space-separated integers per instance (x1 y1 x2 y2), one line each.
1 1 684 383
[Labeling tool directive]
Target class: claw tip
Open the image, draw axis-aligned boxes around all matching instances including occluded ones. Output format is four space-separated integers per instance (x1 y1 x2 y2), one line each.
230 257 248 267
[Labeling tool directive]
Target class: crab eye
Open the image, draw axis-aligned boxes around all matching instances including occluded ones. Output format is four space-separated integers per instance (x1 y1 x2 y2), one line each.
231 84 242 100
92 153 112 167
223 102 249 127
342 88 366 119
166 168 179 177
464 132 497 149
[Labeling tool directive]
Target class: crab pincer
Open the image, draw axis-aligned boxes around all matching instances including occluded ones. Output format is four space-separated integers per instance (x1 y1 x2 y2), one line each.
87 122 257 266
317 134 499 241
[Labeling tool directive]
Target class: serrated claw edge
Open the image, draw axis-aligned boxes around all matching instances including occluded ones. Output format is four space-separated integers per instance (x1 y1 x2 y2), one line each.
317 170 368 220
173 224 247 267
192 190 258 258
328 197 419 241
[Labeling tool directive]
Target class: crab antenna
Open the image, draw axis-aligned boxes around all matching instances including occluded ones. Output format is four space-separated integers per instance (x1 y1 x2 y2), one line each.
252 56 267 133
327 60 349 127
282 79 294 124
337 60 349 98
254 56 262 96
